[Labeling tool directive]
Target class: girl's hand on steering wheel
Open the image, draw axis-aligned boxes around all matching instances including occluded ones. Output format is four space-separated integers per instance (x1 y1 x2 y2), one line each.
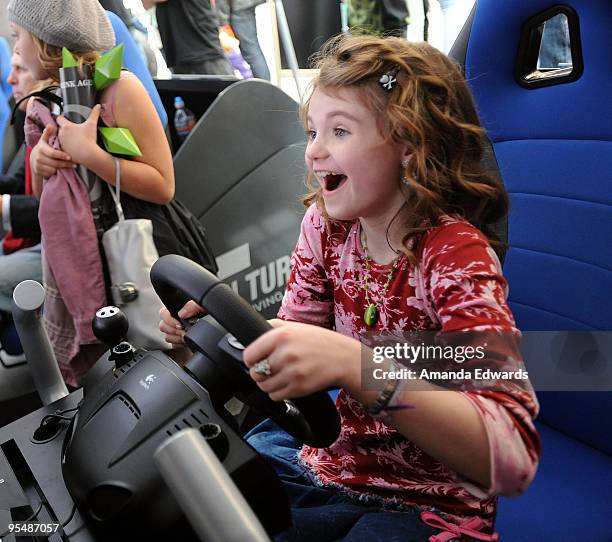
159 300 205 346
243 320 361 401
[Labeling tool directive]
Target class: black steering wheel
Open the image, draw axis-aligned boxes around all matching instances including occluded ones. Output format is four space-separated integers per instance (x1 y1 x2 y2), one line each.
150 254 341 448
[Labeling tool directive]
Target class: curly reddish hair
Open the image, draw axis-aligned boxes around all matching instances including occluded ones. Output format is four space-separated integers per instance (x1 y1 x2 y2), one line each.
301 34 508 262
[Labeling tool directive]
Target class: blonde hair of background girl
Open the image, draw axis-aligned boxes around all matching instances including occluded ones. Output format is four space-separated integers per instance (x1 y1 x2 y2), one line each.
31 34 99 82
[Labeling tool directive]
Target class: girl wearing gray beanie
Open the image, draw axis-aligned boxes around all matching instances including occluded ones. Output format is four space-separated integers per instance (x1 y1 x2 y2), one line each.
8 0 175 386
8 0 174 204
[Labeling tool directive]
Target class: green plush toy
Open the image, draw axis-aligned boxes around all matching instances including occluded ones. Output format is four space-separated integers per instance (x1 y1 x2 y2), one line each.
62 45 142 157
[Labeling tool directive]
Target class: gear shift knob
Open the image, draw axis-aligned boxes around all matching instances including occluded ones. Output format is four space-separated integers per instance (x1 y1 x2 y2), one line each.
92 306 129 349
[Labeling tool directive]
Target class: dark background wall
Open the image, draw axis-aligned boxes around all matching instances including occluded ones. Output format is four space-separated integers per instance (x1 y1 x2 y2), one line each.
280 0 342 69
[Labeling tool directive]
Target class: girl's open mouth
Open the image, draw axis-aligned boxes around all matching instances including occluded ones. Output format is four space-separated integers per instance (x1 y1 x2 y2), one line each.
324 173 347 192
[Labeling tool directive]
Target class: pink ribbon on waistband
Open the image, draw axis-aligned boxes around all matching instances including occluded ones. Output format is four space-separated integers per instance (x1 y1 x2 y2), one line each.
421 511 500 542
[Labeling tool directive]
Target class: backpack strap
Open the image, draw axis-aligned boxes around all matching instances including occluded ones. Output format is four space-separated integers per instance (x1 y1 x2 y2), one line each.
11 86 62 124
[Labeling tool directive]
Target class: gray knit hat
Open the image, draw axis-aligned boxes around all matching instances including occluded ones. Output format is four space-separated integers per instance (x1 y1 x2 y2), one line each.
8 0 115 52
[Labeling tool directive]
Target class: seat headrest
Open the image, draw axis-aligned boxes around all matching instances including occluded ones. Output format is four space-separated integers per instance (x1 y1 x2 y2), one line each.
455 0 612 142
105 11 167 127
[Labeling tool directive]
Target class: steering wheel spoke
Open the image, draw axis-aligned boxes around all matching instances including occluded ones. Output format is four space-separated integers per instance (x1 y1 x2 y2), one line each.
151 255 341 448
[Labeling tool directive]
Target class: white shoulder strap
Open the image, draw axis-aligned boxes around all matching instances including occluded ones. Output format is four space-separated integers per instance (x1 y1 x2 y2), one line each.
108 157 125 222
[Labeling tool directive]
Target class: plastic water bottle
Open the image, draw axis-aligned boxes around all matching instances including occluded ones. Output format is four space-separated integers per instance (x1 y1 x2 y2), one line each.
340 0 349 33
173 96 196 142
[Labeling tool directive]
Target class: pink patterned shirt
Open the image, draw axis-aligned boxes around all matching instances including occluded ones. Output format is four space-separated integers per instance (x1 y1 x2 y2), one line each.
278 204 540 529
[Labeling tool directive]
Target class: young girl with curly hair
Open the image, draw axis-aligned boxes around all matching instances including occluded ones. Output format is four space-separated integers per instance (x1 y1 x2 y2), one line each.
161 34 540 541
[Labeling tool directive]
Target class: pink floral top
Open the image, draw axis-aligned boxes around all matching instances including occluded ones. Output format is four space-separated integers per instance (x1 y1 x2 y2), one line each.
278 204 540 529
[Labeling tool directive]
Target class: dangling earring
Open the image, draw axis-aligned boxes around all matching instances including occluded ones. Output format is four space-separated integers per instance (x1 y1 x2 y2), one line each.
401 159 410 186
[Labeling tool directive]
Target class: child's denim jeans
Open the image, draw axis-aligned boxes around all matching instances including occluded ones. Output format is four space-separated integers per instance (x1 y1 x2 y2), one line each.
247 419 438 542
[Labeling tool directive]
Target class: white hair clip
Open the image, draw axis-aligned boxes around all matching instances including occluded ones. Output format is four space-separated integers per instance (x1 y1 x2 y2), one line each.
379 72 398 91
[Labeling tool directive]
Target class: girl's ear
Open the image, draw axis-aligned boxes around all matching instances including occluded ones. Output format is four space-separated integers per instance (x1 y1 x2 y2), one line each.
401 147 413 166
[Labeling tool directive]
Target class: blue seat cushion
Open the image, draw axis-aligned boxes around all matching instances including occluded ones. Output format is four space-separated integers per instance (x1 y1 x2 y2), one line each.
496 423 612 541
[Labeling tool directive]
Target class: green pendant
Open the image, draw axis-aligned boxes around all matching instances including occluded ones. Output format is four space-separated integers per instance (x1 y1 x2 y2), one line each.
364 303 379 326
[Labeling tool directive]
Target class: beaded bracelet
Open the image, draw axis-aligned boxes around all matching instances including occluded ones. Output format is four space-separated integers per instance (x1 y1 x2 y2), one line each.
366 377 399 417
366 360 414 419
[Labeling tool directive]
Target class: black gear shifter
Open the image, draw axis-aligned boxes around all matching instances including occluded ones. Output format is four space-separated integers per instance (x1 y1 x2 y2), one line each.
92 306 134 368
92 306 128 347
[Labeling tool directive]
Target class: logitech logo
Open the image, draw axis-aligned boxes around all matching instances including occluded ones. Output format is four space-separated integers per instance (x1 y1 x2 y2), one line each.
139 374 157 390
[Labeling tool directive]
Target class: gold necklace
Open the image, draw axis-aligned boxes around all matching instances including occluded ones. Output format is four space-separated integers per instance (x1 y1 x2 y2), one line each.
361 230 401 327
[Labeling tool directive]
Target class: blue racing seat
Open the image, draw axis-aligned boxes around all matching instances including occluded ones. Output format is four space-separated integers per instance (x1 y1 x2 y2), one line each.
450 1 612 540
105 10 167 127
0 37 11 98
0 37 12 173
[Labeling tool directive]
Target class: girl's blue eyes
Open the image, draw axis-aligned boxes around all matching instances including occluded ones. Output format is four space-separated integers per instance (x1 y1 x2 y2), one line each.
306 128 349 140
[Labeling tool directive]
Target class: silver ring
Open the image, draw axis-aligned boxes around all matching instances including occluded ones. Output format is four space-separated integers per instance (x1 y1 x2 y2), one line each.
254 359 272 377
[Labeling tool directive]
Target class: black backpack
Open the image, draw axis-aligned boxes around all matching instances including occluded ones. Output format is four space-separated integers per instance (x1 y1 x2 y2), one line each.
161 199 218 275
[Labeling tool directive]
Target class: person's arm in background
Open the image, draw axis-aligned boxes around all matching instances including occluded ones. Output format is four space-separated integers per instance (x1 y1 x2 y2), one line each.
0 143 26 195
215 0 232 26
0 195 40 238
0 144 41 238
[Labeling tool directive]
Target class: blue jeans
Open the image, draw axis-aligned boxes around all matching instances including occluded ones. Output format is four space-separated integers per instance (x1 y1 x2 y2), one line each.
246 420 438 542
231 7 270 81
0 243 43 313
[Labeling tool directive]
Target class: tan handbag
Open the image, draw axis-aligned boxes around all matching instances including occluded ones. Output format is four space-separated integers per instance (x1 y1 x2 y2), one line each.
102 158 167 350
